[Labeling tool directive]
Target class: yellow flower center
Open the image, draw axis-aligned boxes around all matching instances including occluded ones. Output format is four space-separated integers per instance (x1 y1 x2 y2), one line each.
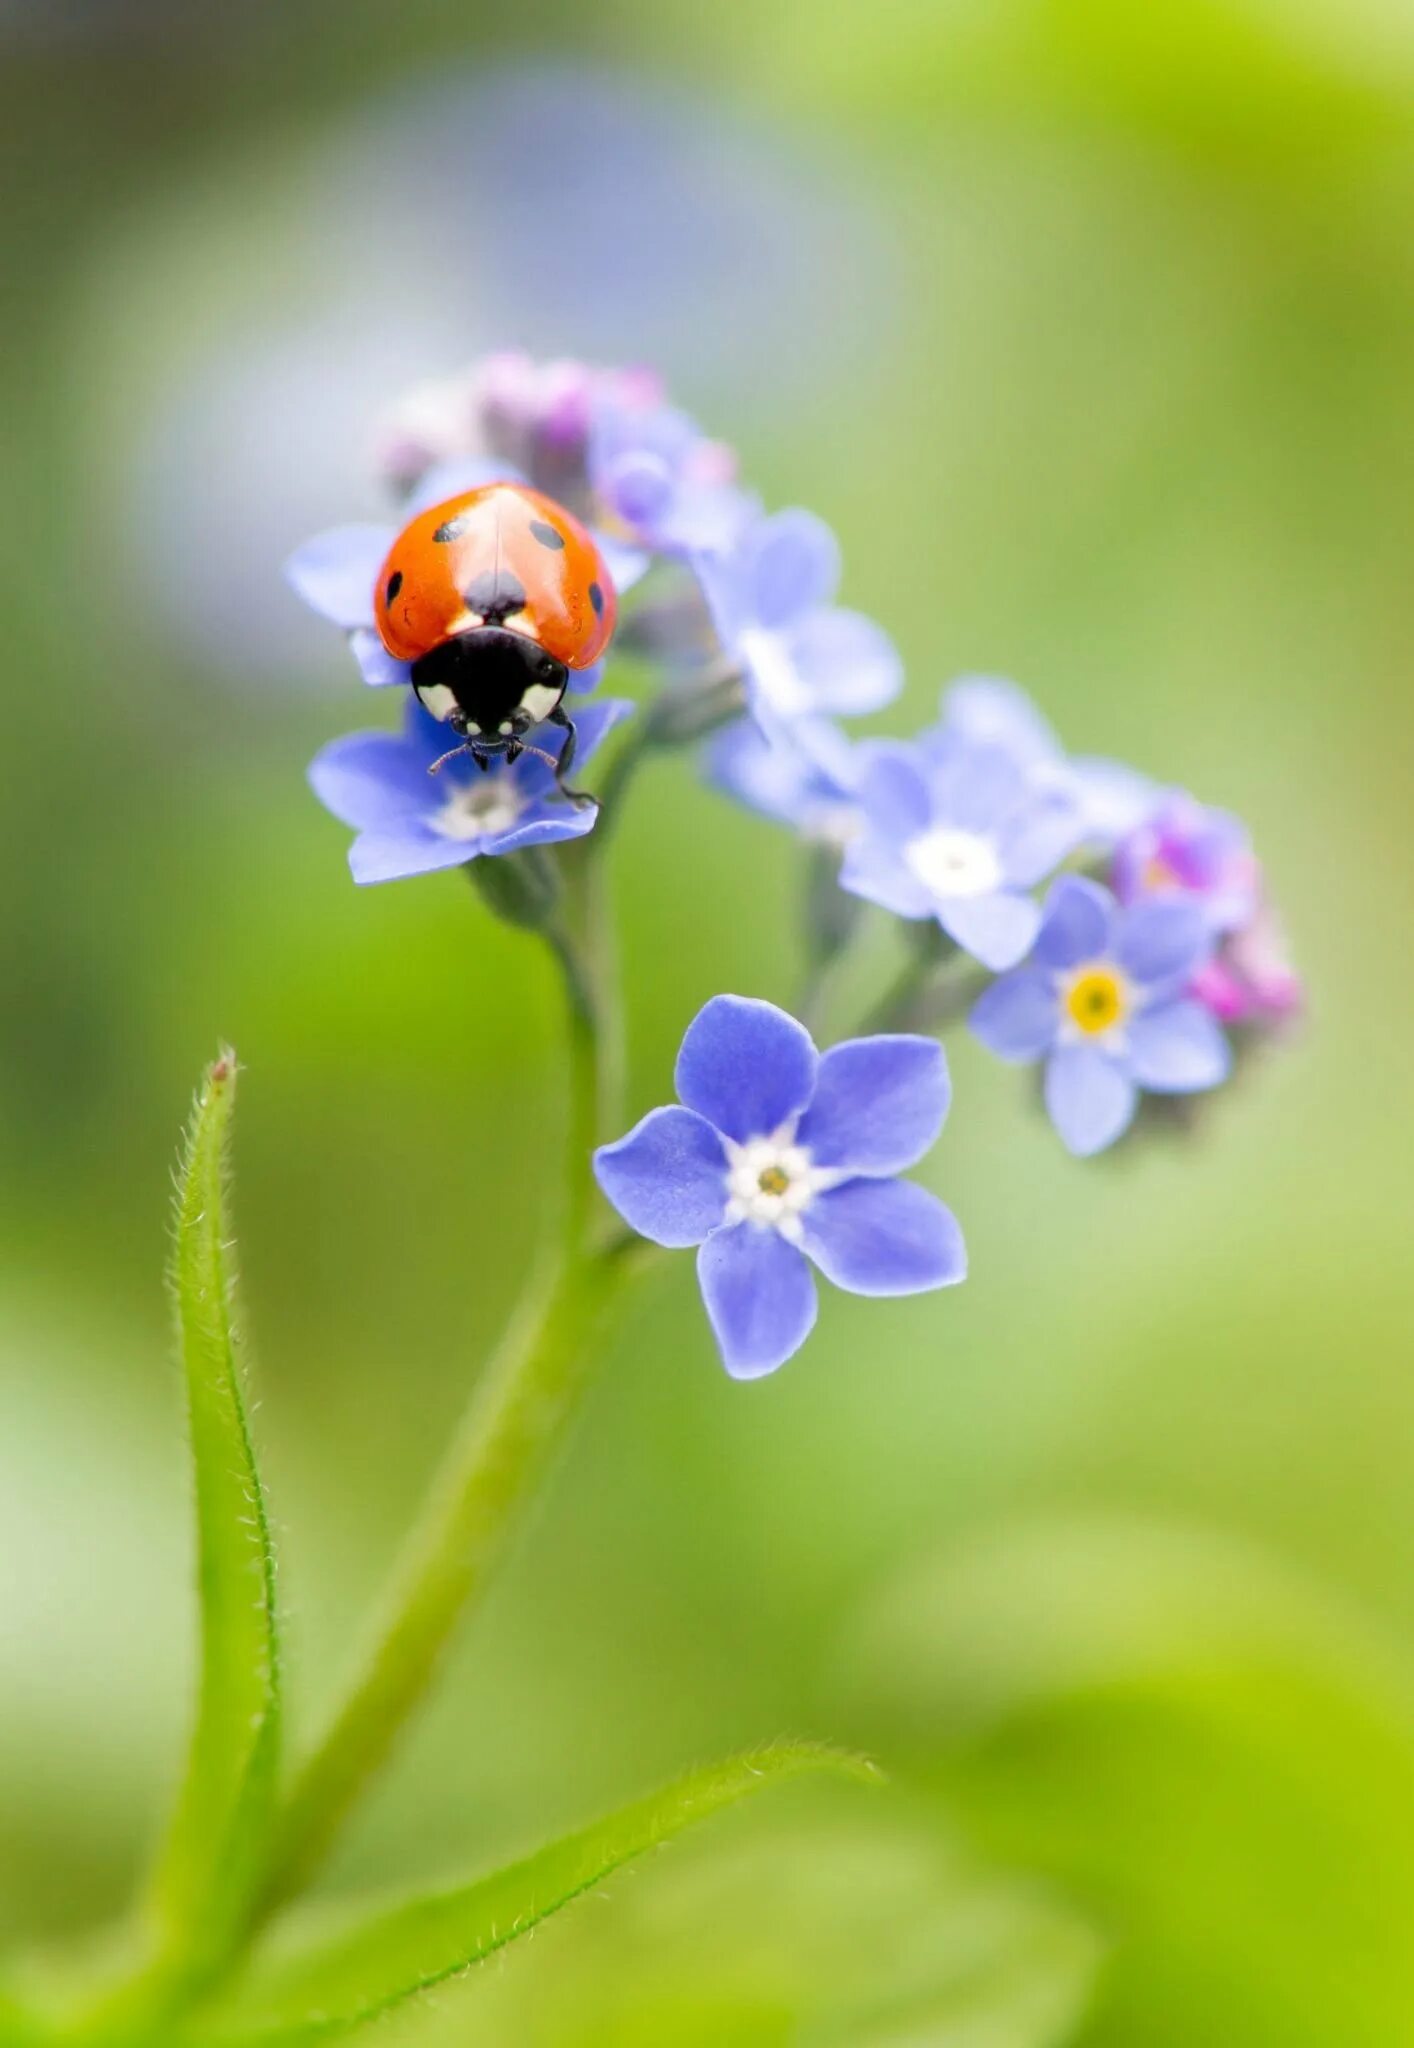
1063 965 1130 1037
757 1165 791 1197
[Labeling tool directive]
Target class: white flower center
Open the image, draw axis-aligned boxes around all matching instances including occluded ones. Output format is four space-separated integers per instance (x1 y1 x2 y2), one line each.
722 1132 845 1244
905 825 1002 900
433 780 525 842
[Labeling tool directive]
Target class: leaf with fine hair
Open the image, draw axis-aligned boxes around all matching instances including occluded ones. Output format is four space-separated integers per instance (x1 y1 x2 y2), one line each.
149 1050 281 1974
200 1743 877 2043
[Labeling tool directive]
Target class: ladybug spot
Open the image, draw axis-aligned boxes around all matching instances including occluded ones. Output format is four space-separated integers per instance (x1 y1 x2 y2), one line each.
385 570 403 605
464 569 528 623
529 519 567 551
433 513 472 543
588 580 605 617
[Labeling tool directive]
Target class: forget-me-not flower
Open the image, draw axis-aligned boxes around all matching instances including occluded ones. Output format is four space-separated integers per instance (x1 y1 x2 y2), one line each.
1111 789 1257 934
594 996 966 1379
589 391 756 557
1190 880 1304 1030
309 693 631 884
931 675 1159 847
704 717 862 847
969 875 1232 1155
693 509 902 737
839 736 1082 971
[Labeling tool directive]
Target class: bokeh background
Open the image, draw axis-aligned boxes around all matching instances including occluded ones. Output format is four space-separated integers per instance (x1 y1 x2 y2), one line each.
3 2 1413 2042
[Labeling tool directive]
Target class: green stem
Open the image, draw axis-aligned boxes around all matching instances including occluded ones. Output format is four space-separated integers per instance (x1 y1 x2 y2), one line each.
857 941 943 1035
858 940 987 1038
254 928 624 1923
595 666 745 832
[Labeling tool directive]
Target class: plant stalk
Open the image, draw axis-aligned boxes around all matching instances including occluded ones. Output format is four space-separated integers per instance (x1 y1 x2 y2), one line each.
255 923 625 1922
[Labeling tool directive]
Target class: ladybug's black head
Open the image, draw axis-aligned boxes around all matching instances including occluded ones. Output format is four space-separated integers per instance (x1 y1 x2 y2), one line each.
412 627 568 751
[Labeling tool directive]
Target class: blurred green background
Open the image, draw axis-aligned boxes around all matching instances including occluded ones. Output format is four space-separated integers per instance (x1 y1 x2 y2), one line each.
3 1 1412 2042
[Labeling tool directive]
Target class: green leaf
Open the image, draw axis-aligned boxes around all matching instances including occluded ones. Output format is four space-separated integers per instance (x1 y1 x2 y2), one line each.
150 1050 281 1971
204 1742 876 2043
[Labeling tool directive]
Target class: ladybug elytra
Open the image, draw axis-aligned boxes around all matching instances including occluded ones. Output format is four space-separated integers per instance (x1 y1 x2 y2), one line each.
373 480 617 799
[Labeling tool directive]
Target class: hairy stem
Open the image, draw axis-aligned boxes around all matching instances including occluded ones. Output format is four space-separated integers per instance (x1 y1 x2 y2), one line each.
255 926 625 1922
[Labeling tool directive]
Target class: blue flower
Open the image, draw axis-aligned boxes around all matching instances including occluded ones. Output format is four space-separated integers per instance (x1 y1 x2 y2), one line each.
693 510 902 735
594 996 965 1379
932 676 1159 846
838 736 1082 971
588 392 757 556
308 693 632 884
1111 788 1257 934
704 716 862 846
969 875 1232 1156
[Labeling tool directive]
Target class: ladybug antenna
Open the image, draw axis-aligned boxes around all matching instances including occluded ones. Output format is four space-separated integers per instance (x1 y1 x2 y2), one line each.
426 742 472 776
515 739 562 772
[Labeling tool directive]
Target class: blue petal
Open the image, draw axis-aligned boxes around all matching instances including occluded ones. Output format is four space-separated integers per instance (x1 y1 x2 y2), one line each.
691 542 750 650
796 1037 951 1176
308 731 436 832
593 1107 729 1248
350 627 413 690
1117 897 1211 990
940 675 1061 769
566 659 603 698
997 792 1083 887
930 742 1028 834
1128 1000 1232 1093
970 970 1058 1061
938 889 1040 971
1032 875 1116 969
482 808 600 856
696 1225 818 1379
348 828 479 885
499 696 635 802
405 455 523 517
601 449 672 529
1044 1044 1137 1156
285 525 393 629
744 509 841 628
675 995 818 1143
801 1178 967 1296
706 719 824 829
838 837 934 920
855 743 934 844
1070 756 1161 843
784 609 903 717
657 480 761 556
567 694 635 761
704 717 857 833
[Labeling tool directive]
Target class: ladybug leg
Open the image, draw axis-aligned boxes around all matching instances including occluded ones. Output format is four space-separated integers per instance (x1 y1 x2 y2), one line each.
548 704 596 810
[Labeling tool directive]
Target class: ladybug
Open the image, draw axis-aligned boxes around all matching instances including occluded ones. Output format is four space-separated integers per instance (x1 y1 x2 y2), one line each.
373 481 617 799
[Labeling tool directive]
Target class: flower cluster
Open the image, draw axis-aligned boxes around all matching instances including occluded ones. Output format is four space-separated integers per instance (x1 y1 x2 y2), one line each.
708 667 1302 1156
287 351 1302 1376
287 350 910 889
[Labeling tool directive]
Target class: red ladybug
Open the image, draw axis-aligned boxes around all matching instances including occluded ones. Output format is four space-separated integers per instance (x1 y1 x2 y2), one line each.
374 481 617 797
